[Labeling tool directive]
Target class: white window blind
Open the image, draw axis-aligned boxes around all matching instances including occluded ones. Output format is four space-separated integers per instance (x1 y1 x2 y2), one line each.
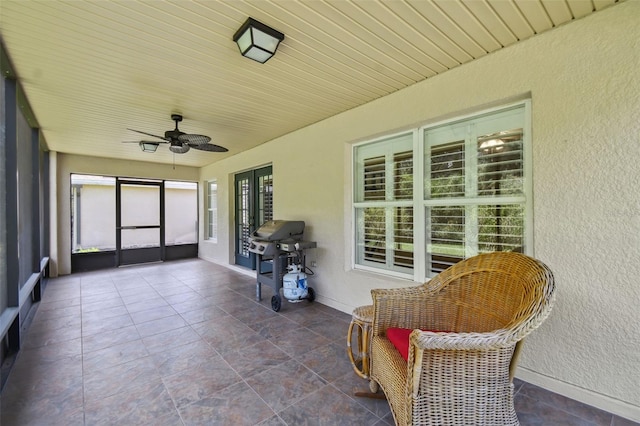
425 105 527 275
354 133 414 276
353 102 531 281
429 141 465 199
363 156 385 201
477 129 524 197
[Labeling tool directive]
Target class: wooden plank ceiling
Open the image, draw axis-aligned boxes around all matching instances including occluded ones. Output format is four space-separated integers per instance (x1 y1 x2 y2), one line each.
0 0 621 167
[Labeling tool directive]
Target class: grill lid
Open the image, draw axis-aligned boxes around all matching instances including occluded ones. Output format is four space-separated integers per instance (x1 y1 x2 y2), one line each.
252 220 305 241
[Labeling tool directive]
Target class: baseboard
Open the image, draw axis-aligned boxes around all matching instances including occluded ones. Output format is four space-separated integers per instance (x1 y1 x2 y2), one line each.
314 295 351 315
198 256 355 315
517 367 640 423
198 255 254 278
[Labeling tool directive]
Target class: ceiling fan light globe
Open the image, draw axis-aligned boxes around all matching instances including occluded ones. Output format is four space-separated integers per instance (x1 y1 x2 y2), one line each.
139 142 159 153
170 144 190 154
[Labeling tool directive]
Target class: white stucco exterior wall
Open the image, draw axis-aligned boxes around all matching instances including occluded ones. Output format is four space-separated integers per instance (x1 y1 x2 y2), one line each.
73 183 197 250
75 184 116 250
199 2 640 421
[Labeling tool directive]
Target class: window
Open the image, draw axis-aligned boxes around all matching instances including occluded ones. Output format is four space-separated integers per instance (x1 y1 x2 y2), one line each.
71 176 199 251
354 102 531 280
207 180 218 241
71 174 116 253
354 132 414 277
165 181 197 245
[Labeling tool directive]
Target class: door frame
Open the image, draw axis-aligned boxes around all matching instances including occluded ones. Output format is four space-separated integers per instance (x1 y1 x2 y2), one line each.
115 178 165 266
234 166 273 269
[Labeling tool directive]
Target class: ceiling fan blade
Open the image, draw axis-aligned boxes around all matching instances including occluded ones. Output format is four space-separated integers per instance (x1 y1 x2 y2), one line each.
179 134 211 145
191 143 228 152
127 128 170 141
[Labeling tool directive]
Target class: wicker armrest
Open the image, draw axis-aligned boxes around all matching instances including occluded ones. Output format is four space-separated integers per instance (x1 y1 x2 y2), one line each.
409 329 516 351
371 285 436 336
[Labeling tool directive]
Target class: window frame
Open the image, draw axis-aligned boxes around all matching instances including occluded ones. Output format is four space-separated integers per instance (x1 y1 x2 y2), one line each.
352 100 533 282
207 179 218 242
353 130 417 279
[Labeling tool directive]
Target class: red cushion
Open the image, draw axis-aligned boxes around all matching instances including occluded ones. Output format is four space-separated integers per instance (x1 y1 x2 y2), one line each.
386 327 414 361
386 327 448 361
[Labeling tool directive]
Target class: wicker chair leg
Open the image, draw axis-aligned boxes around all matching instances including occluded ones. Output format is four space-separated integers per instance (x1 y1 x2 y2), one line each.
354 390 386 400
353 379 385 399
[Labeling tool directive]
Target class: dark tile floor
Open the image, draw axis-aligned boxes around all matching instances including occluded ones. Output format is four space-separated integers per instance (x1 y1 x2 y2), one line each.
1 259 637 425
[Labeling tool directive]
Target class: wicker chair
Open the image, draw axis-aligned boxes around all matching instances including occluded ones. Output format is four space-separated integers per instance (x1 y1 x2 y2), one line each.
369 252 555 426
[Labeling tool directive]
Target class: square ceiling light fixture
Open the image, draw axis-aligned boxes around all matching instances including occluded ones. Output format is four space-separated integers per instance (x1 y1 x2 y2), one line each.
139 142 159 153
233 18 285 64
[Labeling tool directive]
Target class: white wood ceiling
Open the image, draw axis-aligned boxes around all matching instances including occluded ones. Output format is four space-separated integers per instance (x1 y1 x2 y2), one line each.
0 0 621 167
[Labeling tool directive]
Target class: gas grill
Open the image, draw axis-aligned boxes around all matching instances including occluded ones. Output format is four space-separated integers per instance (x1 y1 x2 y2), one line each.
248 220 317 312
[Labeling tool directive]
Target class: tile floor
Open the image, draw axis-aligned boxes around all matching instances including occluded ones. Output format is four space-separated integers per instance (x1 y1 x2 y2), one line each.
0 259 637 425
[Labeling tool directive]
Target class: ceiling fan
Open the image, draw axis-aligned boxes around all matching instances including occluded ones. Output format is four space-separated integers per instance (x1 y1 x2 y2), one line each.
124 114 228 154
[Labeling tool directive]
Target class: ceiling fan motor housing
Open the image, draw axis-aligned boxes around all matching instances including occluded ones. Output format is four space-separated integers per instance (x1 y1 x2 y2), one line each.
167 114 185 140
165 129 185 139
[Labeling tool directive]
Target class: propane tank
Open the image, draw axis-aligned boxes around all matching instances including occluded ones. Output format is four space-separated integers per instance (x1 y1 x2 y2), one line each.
283 264 308 300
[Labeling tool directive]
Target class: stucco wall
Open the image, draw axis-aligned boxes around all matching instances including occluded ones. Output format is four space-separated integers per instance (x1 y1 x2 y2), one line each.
73 184 196 250
75 184 116 250
199 2 640 420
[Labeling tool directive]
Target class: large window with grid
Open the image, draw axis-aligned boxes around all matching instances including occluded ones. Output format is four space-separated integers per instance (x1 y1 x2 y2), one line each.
353 102 531 280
